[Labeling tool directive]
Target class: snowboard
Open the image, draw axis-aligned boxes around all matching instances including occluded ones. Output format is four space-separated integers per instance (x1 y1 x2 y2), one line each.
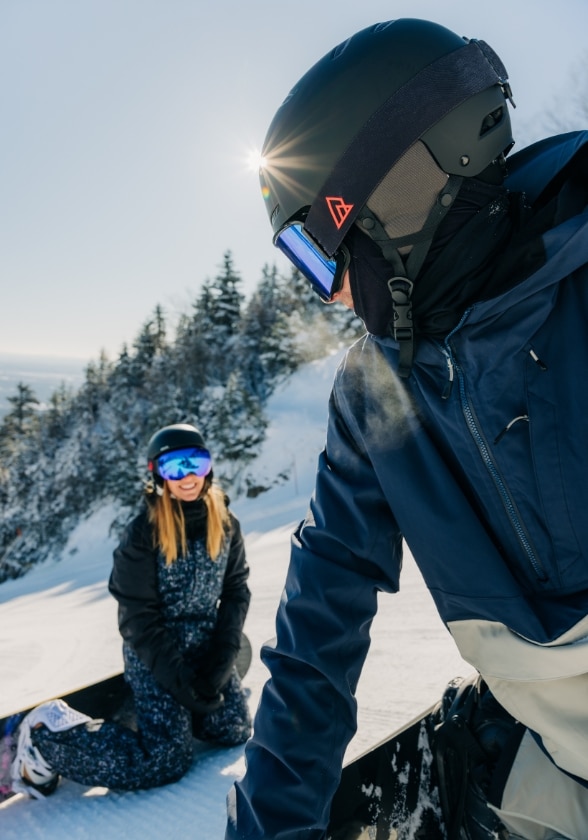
0 632 253 803
326 703 447 840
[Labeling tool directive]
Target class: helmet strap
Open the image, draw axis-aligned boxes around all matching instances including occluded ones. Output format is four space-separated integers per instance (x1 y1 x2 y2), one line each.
388 276 415 378
355 174 463 377
354 208 415 376
403 175 464 279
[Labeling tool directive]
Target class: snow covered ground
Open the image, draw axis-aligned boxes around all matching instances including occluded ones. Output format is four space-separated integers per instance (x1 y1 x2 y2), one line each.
0 350 471 839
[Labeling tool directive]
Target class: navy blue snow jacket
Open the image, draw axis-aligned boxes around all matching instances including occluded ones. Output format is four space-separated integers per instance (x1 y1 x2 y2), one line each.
226 132 588 840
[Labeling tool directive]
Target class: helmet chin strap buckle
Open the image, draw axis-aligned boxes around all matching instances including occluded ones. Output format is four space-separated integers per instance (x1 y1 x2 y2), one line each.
387 276 414 378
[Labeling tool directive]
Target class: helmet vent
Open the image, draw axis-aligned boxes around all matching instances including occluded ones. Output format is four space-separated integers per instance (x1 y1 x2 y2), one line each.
330 38 351 60
373 21 397 33
480 106 504 136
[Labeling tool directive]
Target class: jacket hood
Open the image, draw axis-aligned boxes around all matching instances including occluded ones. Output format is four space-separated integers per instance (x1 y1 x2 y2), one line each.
505 130 588 203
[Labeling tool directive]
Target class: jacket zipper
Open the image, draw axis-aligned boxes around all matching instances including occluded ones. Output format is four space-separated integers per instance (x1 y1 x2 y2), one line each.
440 326 547 582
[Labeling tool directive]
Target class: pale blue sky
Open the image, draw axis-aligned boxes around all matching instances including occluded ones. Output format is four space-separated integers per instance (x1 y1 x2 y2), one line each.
2 0 587 361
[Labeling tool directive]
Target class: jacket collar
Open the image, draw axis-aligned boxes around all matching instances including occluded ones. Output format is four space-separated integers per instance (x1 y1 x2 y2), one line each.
506 130 588 202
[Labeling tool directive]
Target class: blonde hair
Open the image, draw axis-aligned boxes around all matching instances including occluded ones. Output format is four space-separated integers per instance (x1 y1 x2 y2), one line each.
148 481 230 565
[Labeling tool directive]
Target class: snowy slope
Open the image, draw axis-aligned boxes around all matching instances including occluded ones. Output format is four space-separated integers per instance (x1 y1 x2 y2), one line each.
0 349 471 839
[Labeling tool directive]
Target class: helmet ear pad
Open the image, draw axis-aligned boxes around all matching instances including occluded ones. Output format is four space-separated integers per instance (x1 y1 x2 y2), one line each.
365 141 449 243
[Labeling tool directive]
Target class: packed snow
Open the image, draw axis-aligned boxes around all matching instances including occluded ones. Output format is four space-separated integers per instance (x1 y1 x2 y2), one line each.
0 349 471 838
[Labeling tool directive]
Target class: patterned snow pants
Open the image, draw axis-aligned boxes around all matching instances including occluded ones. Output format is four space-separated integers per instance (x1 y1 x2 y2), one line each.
31 647 251 791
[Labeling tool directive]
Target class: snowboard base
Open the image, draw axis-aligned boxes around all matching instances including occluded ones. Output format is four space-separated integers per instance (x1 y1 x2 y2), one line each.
327 705 446 840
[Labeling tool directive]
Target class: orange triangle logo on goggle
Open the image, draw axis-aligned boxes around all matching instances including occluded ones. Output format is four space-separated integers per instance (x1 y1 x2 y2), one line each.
326 196 354 230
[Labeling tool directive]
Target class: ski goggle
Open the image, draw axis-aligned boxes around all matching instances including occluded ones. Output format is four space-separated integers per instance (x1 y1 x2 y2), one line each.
274 220 350 302
151 447 212 481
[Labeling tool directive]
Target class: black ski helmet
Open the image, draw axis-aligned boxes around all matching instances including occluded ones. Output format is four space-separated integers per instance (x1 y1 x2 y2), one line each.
259 18 515 258
147 423 209 483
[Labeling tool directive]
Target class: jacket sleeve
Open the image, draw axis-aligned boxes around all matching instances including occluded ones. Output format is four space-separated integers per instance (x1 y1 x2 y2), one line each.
199 514 251 693
226 386 403 840
215 514 251 649
108 512 197 708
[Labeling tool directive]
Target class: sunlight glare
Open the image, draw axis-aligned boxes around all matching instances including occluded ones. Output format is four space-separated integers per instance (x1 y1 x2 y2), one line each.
245 147 267 173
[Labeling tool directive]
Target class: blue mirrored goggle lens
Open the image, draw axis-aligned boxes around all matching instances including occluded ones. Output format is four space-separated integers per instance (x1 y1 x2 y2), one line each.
275 223 339 301
155 447 212 481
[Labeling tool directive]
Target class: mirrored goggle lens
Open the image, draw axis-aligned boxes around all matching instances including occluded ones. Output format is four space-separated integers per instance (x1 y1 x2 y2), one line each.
275 222 342 301
155 447 212 480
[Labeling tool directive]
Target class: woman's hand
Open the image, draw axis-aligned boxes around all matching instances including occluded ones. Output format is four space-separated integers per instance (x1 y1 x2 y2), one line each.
189 676 224 714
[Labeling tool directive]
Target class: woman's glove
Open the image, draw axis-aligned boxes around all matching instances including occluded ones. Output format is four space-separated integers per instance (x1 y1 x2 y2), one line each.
206 654 238 695
189 675 224 714
195 643 240 695
170 669 224 715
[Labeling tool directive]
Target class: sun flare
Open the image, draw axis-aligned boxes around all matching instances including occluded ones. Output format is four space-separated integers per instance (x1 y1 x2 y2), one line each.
245 147 267 173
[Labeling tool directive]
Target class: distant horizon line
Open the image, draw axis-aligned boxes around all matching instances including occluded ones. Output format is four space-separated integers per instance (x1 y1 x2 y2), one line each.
0 351 91 365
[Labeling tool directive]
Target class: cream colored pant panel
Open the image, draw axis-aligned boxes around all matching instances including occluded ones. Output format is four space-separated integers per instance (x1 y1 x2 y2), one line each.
490 731 588 840
448 617 588 780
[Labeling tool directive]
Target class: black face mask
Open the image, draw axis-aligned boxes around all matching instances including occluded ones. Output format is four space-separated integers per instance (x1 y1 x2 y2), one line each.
347 179 515 339
347 226 398 336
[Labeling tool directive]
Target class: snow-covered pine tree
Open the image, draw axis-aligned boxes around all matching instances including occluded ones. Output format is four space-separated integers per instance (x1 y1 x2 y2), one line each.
171 284 215 412
239 264 302 400
205 371 267 490
1 382 40 443
206 251 244 384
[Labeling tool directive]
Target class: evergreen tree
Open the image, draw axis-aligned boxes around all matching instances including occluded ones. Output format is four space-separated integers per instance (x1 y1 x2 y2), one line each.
79 352 112 422
0 383 56 576
43 382 74 443
240 264 301 399
128 307 167 387
207 251 244 383
208 372 267 488
170 288 213 410
210 251 243 337
1 382 40 442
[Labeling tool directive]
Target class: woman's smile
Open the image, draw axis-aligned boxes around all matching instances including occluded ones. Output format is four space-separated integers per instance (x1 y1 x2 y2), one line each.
166 473 205 502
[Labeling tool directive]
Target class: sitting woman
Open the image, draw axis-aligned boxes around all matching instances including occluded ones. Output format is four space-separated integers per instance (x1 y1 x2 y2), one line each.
11 423 252 797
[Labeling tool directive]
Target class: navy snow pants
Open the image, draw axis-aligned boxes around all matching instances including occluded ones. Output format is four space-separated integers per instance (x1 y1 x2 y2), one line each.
31 647 251 791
